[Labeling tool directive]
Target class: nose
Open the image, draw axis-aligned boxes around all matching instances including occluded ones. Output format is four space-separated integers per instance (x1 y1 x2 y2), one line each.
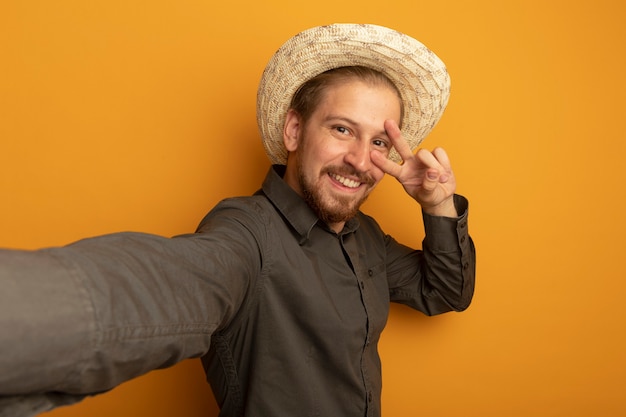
344 139 372 173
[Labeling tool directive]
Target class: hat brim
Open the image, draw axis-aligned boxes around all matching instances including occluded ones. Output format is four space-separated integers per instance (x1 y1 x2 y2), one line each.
256 23 451 164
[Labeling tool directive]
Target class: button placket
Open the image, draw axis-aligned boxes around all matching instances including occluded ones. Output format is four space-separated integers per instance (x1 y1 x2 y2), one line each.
340 233 375 416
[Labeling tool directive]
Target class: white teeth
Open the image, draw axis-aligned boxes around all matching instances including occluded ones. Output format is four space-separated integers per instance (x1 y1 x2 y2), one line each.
332 173 361 188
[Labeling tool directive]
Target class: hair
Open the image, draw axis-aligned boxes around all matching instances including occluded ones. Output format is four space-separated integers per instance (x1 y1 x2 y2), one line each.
289 66 404 127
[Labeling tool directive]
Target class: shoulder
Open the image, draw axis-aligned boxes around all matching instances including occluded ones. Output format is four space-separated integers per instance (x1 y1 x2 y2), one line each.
196 195 275 235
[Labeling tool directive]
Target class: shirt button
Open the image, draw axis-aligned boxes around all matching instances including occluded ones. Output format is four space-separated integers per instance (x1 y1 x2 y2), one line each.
460 221 467 229
360 281 365 289
368 391 373 403
460 236 466 243
368 269 373 277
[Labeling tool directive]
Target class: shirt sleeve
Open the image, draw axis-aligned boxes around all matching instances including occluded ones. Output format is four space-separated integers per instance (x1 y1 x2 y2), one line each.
0 198 265 401
386 194 476 315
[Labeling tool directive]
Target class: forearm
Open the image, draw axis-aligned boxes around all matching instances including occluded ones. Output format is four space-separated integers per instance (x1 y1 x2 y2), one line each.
0 247 96 395
421 195 475 313
387 194 475 315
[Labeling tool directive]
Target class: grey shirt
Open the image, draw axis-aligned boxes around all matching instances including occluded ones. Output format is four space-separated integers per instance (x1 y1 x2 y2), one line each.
0 165 475 417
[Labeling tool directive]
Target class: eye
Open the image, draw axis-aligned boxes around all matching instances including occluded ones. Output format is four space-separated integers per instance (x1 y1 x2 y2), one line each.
372 138 389 149
334 126 350 135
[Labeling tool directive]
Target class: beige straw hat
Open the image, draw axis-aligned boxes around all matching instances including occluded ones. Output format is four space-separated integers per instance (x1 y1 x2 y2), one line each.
256 23 451 164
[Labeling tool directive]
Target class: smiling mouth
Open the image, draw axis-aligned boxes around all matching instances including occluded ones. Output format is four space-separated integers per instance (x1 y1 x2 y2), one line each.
330 173 362 189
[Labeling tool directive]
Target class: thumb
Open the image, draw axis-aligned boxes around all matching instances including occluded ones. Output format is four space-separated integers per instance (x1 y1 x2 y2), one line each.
370 150 402 178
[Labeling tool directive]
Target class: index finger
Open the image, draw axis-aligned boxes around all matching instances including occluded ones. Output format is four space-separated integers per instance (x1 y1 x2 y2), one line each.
384 119 414 162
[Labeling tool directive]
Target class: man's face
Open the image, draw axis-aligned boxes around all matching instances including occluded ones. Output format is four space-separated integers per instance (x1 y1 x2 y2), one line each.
283 79 402 231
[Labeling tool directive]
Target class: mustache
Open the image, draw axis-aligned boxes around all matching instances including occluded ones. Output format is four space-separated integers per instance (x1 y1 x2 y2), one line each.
321 165 376 187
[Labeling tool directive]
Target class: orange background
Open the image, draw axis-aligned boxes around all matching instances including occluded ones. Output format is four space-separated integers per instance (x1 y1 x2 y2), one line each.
2 0 625 416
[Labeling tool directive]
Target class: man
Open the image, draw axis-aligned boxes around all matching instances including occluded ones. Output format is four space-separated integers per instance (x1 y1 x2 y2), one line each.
0 24 475 417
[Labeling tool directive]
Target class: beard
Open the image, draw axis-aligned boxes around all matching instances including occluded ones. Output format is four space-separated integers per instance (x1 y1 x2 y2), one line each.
297 159 376 227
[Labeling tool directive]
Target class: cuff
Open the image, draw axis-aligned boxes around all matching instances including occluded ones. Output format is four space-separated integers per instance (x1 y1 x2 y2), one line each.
422 194 470 252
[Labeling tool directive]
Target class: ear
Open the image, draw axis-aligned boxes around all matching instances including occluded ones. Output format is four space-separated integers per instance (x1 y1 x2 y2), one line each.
283 109 301 152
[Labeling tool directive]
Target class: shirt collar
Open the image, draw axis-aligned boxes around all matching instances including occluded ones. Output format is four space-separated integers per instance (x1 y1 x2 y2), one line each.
259 165 360 243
